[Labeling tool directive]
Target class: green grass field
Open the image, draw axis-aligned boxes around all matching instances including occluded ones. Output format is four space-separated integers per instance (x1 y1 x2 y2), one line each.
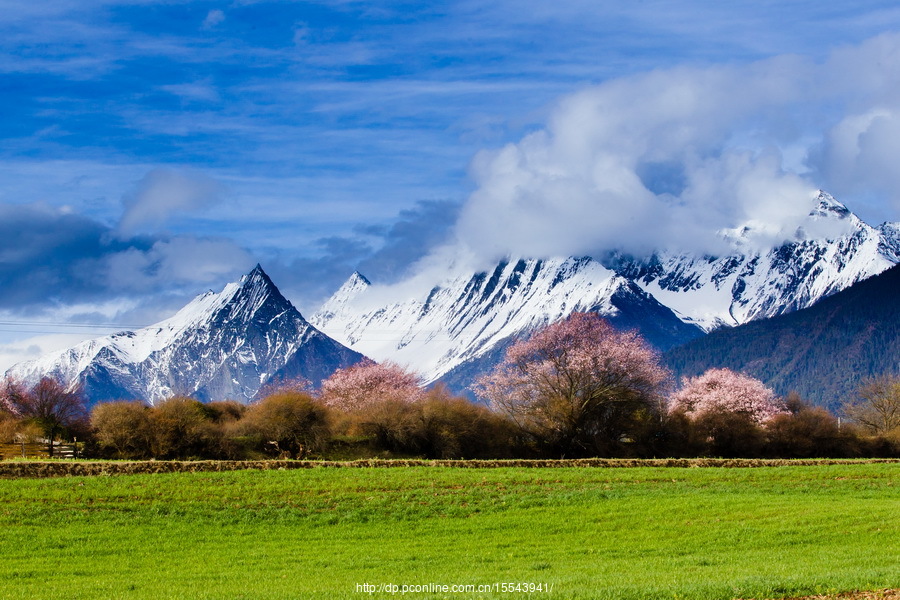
0 464 897 599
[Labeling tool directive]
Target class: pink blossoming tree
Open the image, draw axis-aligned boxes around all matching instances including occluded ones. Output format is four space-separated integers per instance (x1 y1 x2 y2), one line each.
318 359 424 412
670 368 785 425
474 312 671 457
0 377 25 417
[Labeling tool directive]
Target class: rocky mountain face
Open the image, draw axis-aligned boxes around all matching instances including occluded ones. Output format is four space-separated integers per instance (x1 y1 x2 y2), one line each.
6 266 364 405
608 192 900 331
311 257 705 386
11 192 899 405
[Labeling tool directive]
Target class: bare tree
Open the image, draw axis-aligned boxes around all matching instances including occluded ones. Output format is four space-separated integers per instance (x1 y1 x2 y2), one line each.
10 378 87 457
842 374 900 435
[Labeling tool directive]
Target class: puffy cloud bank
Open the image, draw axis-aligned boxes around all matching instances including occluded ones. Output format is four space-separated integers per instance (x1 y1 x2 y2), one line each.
438 33 900 270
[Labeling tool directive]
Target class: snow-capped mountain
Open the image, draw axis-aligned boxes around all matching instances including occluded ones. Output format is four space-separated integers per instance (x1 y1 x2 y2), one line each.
6 265 364 405
312 191 900 387
12 191 897 403
608 191 900 331
311 257 704 385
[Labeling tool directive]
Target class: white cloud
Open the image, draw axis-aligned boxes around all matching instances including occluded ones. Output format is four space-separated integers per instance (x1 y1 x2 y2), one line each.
118 168 226 235
0 333 81 373
443 60 819 266
160 81 221 103
102 236 255 293
202 9 226 29
400 32 900 279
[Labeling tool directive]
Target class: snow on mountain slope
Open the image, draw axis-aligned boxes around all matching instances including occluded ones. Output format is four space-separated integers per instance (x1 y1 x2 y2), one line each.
311 257 702 384
6 265 363 404
610 191 900 330
6 286 237 392
12 191 894 402
313 191 899 386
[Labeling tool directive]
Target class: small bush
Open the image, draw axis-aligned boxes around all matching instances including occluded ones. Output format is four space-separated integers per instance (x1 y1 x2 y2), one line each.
237 392 332 459
417 390 518 459
150 396 215 459
692 410 766 458
91 401 154 459
765 396 858 458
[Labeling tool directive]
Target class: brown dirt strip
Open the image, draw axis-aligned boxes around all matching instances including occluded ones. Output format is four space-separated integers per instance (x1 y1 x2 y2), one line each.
1 457 899 478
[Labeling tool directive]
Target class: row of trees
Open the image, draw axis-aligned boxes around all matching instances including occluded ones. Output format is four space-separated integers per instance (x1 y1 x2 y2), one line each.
474 313 900 458
2 313 899 460
0 365 515 460
83 383 514 460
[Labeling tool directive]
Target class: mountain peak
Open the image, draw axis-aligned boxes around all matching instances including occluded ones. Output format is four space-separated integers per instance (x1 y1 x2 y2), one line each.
241 263 273 288
350 270 371 286
6 265 362 405
235 264 284 300
810 190 851 220
222 263 297 325
311 271 372 325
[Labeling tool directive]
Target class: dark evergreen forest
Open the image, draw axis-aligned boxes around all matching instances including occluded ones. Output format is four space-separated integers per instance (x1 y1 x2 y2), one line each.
665 264 900 410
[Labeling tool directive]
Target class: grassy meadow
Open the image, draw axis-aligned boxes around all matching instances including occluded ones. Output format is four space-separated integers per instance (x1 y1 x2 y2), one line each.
0 463 898 599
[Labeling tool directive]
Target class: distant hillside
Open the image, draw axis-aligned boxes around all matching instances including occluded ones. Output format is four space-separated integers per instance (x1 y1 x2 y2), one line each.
664 264 900 411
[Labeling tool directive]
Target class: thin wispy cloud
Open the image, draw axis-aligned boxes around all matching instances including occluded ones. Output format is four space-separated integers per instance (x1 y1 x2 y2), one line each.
201 9 225 30
118 168 226 235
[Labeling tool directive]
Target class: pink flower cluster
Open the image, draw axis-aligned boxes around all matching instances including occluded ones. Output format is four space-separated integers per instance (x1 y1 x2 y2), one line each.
477 312 671 413
318 359 424 412
670 368 785 424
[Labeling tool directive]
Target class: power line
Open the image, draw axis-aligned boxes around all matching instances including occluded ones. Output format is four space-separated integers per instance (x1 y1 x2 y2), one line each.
0 329 111 336
0 320 145 336
0 321 146 329
0 320 146 329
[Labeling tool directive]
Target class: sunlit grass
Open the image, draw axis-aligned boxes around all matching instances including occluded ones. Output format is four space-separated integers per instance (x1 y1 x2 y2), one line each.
0 464 897 599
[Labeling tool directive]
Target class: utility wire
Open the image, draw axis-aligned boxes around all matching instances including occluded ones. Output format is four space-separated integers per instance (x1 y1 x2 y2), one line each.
0 320 145 329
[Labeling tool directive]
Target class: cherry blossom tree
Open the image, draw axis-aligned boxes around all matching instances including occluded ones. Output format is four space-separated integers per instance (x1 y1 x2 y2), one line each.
670 368 785 425
318 359 424 412
0 379 26 444
0 377 26 417
474 312 671 457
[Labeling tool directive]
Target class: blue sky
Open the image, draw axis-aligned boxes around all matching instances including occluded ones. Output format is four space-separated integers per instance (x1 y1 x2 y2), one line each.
3 0 900 368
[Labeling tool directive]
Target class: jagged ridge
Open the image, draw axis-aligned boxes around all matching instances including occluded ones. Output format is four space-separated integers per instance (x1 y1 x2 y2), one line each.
609 191 900 330
313 191 900 390
312 257 703 385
